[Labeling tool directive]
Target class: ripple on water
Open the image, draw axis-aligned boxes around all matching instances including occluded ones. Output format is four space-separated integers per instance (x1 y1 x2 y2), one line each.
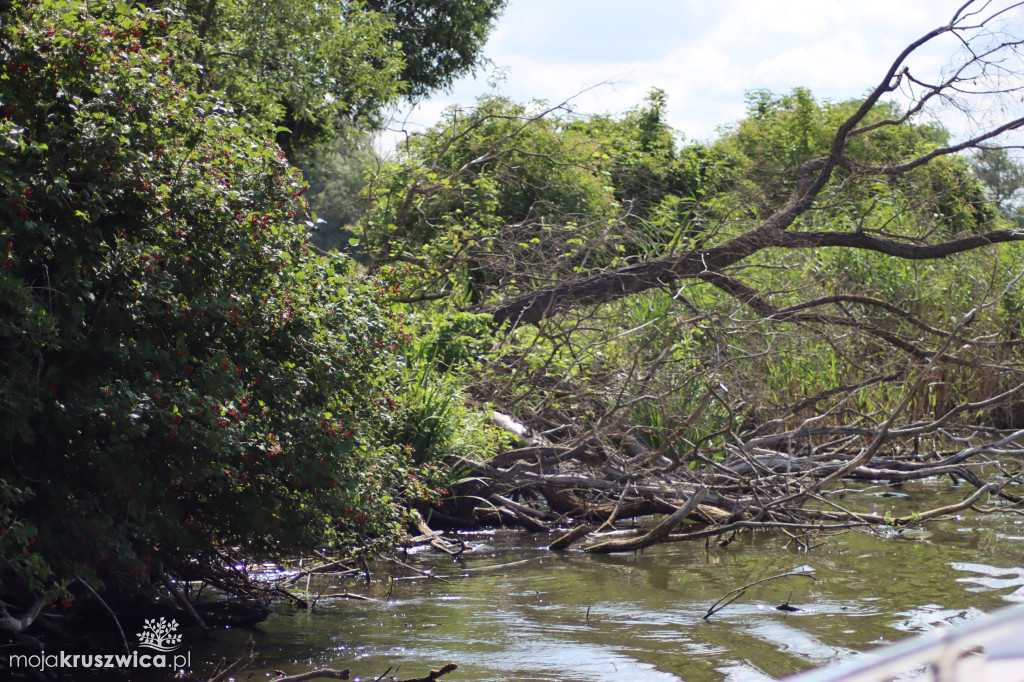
890 602 988 634
716 660 776 681
952 562 1024 602
114 484 1024 682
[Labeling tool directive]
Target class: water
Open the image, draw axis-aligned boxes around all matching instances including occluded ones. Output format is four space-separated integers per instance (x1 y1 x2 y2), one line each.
183 479 1024 681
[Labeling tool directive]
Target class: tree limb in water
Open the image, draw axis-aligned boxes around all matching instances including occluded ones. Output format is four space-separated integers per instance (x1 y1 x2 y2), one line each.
704 571 818 620
583 488 708 553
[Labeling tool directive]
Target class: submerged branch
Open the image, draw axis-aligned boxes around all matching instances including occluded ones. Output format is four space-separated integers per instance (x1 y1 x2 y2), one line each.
704 571 817 619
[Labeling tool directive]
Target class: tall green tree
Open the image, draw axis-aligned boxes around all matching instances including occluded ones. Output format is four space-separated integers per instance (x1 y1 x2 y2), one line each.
365 96 621 303
150 0 506 156
362 93 738 303
364 0 507 100
169 0 404 155
569 88 737 253
972 147 1024 226
714 88 995 235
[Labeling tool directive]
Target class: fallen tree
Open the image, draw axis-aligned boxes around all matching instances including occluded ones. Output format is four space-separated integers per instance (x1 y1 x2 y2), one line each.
369 1 1024 549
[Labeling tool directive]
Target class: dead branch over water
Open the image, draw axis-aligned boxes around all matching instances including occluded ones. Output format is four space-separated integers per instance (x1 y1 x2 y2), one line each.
427 332 1024 550
426 284 1024 550
432 413 1023 551
704 571 817 619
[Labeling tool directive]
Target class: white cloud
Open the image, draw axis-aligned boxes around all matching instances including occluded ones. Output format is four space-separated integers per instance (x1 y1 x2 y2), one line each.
384 0 1019 149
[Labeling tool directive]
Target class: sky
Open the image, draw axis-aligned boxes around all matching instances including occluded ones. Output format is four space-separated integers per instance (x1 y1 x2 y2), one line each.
382 0 1017 151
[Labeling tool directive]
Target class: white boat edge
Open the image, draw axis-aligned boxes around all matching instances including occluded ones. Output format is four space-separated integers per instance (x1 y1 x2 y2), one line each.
781 603 1024 682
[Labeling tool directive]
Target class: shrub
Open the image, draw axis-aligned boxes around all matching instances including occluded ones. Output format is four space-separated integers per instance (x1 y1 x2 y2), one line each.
0 0 416 615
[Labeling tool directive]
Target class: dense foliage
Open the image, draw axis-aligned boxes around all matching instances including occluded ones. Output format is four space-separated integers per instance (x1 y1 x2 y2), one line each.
0 0 432 612
2 0 1022 663
363 93 737 304
363 0 508 100
174 0 403 155
144 0 506 156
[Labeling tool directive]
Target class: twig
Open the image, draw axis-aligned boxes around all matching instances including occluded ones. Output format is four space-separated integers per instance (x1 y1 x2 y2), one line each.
75 574 129 654
398 663 458 682
273 585 310 609
892 483 996 525
429 537 467 556
207 639 256 682
314 593 377 602
594 482 632 532
385 557 451 583
548 523 595 551
704 571 817 619
155 559 210 636
272 668 351 681
284 560 358 586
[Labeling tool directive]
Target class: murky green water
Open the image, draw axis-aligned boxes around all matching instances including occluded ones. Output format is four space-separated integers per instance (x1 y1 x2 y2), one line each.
185 479 1024 681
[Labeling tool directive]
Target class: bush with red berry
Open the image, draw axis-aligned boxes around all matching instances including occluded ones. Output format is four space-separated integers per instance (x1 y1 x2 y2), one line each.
0 0 427 619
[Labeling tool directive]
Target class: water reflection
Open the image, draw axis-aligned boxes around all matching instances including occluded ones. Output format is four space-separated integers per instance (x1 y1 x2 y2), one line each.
166 481 1024 682
952 562 1024 602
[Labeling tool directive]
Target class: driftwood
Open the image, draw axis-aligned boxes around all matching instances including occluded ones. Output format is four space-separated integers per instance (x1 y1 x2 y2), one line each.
405 510 468 554
549 524 595 551
583 488 707 553
430 387 1024 554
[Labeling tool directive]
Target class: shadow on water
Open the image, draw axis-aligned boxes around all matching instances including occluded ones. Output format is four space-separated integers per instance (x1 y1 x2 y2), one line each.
167 479 1024 681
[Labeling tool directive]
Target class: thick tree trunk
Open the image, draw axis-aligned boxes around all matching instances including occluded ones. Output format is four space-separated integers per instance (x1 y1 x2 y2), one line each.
486 226 1024 329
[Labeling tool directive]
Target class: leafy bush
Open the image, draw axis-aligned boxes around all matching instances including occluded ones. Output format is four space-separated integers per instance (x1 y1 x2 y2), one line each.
389 311 510 467
0 0 419 611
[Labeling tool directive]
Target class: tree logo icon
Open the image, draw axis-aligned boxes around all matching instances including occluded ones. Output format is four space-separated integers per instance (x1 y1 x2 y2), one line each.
137 617 183 652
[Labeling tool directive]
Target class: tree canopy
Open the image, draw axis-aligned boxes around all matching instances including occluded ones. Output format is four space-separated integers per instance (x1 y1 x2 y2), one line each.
145 0 506 155
363 0 507 99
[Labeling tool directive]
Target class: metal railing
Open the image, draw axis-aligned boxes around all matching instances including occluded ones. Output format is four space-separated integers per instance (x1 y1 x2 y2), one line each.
783 604 1024 682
